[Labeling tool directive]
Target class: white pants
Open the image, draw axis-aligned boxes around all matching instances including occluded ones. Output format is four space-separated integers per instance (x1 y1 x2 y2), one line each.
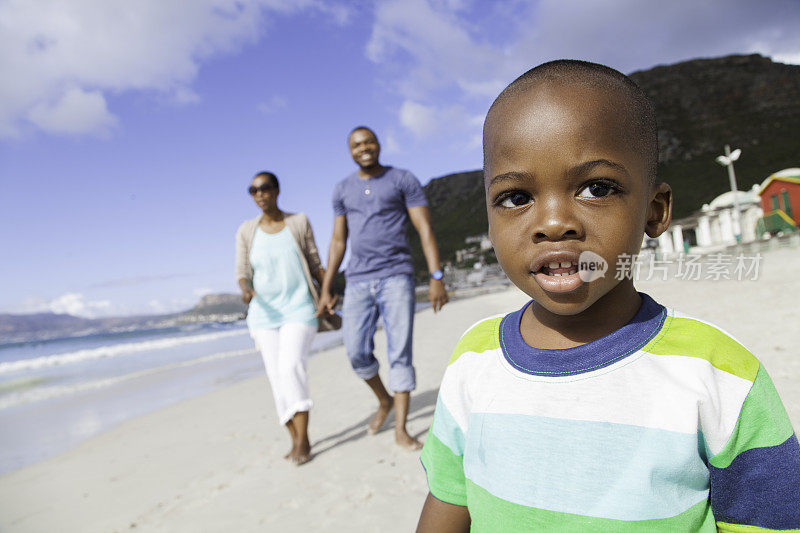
250 322 317 425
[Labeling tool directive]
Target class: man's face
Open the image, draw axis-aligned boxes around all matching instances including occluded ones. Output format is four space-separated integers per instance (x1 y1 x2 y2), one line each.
484 81 659 316
349 129 381 169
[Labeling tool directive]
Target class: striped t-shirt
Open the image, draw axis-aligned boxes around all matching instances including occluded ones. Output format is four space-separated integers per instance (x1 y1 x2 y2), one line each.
421 294 800 532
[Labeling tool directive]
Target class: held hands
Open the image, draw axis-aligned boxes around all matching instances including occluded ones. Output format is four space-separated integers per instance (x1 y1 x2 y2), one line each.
316 289 339 317
241 288 256 304
428 278 448 313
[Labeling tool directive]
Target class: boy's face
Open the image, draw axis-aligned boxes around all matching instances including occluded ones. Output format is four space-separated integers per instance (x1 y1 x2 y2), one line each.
484 81 670 316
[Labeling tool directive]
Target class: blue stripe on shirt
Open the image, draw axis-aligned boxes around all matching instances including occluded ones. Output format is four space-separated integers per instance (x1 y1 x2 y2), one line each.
710 433 800 529
463 412 709 521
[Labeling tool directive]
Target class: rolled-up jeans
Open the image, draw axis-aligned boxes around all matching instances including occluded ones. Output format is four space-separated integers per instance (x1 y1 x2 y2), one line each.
342 274 416 393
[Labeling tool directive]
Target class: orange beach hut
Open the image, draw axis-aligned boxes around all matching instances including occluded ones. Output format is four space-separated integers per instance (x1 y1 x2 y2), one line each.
757 168 800 236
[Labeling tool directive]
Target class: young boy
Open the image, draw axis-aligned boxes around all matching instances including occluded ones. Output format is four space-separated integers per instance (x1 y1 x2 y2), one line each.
417 60 800 532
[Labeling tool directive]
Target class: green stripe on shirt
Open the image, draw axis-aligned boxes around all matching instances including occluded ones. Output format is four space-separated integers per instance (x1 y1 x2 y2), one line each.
464 480 716 532
421 429 467 506
710 364 796 469
448 316 502 365
642 316 759 382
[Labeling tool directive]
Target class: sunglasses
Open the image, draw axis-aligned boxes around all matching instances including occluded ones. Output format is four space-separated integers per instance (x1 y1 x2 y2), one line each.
248 183 275 195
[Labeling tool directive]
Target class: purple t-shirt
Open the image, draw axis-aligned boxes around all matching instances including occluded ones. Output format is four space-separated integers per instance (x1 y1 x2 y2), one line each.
333 166 428 281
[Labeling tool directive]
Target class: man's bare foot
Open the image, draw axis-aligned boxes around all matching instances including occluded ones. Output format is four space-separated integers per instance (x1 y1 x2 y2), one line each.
367 399 393 435
289 441 312 465
395 431 423 450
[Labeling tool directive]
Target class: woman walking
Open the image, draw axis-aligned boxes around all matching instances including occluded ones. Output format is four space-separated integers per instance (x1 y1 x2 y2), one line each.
235 171 335 465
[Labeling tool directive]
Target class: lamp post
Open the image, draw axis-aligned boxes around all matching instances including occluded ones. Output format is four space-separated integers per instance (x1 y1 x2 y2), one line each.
715 145 742 243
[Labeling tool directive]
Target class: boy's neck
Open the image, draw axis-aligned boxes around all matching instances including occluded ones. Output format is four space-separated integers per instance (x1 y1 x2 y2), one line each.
520 283 642 350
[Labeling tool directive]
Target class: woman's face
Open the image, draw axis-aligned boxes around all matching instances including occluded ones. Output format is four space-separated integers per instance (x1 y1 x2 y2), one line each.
249 175 278 211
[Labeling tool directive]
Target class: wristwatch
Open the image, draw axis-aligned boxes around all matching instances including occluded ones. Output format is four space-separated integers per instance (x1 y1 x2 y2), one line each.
430 269 444 281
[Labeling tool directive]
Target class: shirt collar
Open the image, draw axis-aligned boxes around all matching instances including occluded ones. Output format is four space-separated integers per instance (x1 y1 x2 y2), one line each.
499 293 666 376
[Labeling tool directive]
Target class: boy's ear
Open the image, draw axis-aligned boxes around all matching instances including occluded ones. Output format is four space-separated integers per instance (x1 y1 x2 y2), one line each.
645 182 673 238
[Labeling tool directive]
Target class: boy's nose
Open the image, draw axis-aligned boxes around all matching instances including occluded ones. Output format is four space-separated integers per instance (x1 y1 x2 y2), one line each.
530 198 582 243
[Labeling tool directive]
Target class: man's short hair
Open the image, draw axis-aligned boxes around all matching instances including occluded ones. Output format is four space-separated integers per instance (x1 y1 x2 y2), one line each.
486 59 658 182
253 171 279 191
348 125 379 142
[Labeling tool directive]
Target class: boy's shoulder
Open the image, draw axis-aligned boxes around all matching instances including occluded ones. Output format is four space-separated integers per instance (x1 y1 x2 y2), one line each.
648 308 760 383
448 314 505 365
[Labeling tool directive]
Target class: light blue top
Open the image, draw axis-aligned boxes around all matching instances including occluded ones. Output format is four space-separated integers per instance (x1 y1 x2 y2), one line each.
247 227 316 330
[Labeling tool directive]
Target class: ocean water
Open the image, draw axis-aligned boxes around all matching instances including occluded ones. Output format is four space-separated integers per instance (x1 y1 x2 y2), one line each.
0 321 344 475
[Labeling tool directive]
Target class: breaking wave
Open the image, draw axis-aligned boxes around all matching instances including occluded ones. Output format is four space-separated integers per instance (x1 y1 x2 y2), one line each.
0 329 249 375
0 348 256 410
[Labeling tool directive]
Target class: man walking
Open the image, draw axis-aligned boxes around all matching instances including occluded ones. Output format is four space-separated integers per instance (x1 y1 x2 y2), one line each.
317 126 448 450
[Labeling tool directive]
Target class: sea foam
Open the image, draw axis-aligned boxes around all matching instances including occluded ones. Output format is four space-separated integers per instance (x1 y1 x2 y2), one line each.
0 348 256 409
0 329 249 375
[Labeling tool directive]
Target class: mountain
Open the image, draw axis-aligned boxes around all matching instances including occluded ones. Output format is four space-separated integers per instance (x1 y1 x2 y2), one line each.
409 54 800 274
0 313 101 340
181 293 247 318
0 293 246 344
0 312 169 344
630 54 800 214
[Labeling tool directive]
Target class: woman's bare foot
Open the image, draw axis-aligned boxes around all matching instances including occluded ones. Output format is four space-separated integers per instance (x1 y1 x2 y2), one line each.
395 430 422 450
285 420 297 459
367 399 393 435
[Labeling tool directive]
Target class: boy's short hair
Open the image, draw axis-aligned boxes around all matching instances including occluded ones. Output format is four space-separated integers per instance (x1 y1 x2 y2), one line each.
253 171 279 191
485 59 659 183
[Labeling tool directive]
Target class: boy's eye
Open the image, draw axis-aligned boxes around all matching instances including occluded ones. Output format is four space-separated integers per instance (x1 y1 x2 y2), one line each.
577 181 617 198
499 191 531 208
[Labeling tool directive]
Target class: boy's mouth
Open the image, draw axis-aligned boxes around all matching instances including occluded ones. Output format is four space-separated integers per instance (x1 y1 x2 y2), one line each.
530 254 584 293
538 261 579 277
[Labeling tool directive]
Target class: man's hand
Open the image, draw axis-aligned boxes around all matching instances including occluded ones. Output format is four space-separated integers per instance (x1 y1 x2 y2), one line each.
241 288 256 304
428 278 448 313
316 289 339 317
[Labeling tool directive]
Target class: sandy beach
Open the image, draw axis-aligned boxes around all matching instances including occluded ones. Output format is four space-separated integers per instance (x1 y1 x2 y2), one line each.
1 247 798 533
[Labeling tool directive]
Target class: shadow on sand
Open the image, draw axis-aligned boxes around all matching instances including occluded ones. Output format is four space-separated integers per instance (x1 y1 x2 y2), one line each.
310 388 439 457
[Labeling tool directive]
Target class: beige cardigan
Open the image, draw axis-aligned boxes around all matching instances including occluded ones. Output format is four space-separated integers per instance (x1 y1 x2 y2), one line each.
236 212 339 331
235 212 322 283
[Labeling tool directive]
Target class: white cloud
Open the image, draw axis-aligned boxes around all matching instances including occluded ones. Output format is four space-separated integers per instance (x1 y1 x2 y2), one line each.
367 0 800 146
366 0 505 100
398 99 483 145
4 289 207 318
380 131 404 155
0 0 350 138
27 86 117 135
47 292 112 318
148 299 170 314
257 95 288 114
772 51 800 65
508 0 800 74
399 100 439 138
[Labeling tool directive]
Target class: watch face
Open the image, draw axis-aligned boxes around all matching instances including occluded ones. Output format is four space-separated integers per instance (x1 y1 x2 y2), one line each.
431 269 444 280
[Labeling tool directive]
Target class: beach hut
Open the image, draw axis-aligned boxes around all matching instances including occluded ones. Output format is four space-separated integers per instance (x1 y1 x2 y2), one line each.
756 168 800 237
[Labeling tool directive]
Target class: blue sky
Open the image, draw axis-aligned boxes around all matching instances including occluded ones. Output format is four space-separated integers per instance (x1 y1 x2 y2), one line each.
2 0 799 317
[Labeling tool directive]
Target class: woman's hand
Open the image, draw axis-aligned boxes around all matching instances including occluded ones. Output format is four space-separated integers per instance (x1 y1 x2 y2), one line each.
316 290 338 317
241 288 256 304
